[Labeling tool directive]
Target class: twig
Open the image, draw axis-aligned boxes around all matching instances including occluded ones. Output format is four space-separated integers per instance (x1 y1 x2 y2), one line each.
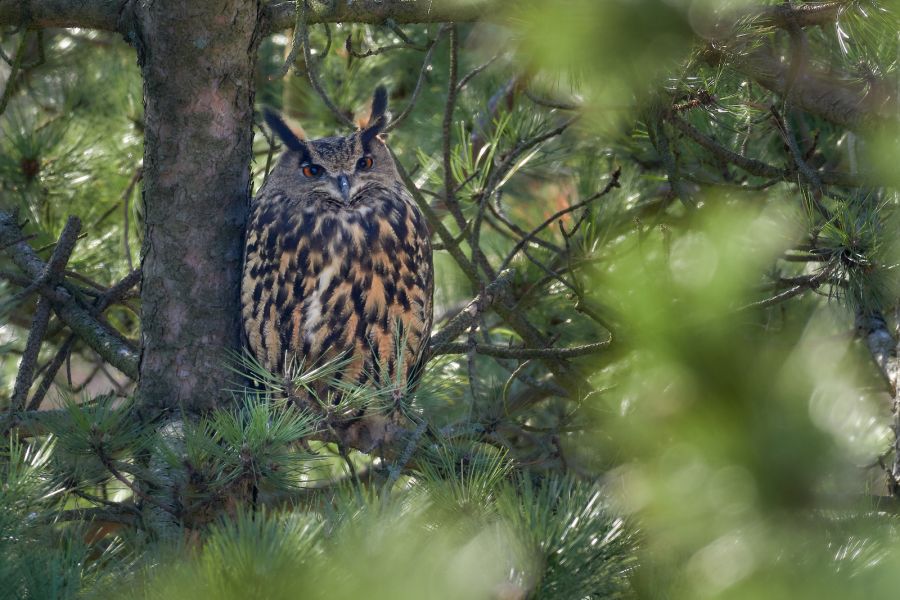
99 454 178 517
0 211 139 378
432 340 612 359
668 114 860 186
45 507 137 526
499 168 621 272
9 297 52 414
97 269 142 311
384 25 447 133
457 53 500 92
344 25 430 58
9 216 82 414
297 0 355 128
472 118 579 280
0 233 36 251
488 198 562 254
524 88 581 111
27 335 75 411
390 149 482 288
654 119 695 208
434 25 496 283
441 24 461 221
0 32 27 117
73 488 140 512
741 269 831 310
90 167 143 231
45 216 82 277
429 269 514 353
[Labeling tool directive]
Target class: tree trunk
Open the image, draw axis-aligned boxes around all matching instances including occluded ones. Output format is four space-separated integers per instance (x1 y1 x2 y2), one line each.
131 1 262 413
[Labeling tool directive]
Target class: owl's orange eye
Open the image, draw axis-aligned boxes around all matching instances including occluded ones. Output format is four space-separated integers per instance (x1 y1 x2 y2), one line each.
356 156 374 171
302 164 323 178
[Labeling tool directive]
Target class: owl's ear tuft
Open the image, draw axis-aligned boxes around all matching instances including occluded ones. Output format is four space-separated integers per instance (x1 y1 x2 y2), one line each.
370 85 388 122
263 108 307 154
361 86 389 147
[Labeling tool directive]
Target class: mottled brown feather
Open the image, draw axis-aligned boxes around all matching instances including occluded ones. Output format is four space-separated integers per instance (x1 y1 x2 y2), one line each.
241 129 433 401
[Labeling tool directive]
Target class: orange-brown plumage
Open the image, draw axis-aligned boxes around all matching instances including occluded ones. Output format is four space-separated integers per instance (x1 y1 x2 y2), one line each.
241 88 433 402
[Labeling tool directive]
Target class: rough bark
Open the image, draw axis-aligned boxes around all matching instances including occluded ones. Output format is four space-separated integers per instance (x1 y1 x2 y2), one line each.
262 0 486 32
0 0 487 31
0 0 127 31
129 1 261 413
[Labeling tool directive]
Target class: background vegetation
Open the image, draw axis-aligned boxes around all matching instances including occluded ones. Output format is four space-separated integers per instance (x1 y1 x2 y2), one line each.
1 1 899 598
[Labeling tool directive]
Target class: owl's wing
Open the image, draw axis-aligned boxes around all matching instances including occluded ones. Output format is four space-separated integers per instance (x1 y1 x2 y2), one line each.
402 196 434 391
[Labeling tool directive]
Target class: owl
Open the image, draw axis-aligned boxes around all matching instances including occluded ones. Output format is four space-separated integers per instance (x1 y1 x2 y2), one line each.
241 87 434 411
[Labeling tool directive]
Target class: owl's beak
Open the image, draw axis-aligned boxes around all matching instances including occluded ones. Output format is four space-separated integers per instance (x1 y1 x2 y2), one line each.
337 174 351 204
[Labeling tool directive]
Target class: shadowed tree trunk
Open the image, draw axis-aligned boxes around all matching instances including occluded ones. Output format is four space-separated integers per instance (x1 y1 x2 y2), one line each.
129 1 261 413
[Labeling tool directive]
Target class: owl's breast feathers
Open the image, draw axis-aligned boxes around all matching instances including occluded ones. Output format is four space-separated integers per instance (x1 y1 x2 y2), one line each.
241 183 434 394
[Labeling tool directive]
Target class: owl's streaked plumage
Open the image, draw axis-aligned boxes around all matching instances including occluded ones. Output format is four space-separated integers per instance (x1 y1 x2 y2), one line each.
241 88 433 403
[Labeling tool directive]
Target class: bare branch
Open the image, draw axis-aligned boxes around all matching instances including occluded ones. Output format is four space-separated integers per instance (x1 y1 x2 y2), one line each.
499 168 621 272
668 114 861 186
297 1 355 128
856 311 900 495
457 53 501 92
429 269 514 353
432 340 611 359
27 334 76 411
740 269 831 310
0 32 27 117
390 149 483 288
9 216 83 414
705 44 897 130
384 25 447 133
0 211 139 379
0 0 127 31
9 298 52 414
262 0 489 33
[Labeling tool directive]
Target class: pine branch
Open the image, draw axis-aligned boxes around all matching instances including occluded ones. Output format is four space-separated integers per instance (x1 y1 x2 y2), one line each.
44 507 137 526
0 211 139 379
668 114 861 186
754 1 849 29
705 44 898 130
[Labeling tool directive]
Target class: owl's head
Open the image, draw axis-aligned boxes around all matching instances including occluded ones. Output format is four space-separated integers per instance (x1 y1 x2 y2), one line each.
262 87 399 207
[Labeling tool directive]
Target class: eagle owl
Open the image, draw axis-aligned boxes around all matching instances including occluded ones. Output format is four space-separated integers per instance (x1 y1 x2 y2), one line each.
241 87 434 406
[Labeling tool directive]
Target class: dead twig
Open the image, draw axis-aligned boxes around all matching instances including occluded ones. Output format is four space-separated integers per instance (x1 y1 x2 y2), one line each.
384 25 447 133
431 340 612 359
499 168 621 272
